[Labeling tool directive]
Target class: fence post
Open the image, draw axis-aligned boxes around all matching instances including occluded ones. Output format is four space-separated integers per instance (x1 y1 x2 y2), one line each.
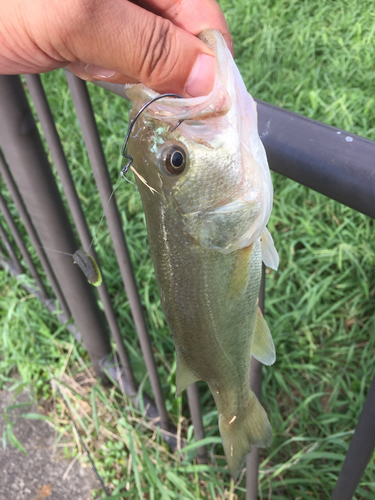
246 266 266 499
0 75 111 378
0 219 23 274
186 384 208 463
331 374 375 500
0 190 47 297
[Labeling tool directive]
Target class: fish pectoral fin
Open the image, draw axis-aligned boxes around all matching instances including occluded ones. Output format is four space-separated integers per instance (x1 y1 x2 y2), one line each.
252 307 276 366
175 354 200 397
228 243 253 298
261 227 279 270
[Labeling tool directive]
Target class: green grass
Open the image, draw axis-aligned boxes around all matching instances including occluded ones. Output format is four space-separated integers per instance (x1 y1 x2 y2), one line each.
1 0 375 498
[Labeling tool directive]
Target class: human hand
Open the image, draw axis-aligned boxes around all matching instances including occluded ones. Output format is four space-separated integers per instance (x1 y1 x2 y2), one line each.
0 0 232 97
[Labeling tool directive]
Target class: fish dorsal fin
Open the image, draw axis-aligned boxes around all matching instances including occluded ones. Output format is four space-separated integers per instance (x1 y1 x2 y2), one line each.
175 353 200 397
252 307 276 366
261 228 279 270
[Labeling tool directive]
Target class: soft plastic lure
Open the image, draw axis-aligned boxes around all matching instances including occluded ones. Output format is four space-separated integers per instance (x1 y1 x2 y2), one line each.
72 249 102 287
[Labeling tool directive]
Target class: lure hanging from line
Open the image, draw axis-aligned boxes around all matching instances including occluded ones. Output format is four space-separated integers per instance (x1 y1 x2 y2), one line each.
40 244 102 287
72 249 102 287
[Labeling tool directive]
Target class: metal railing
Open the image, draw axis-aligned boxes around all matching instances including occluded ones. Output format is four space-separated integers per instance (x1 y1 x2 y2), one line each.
0 72 374 500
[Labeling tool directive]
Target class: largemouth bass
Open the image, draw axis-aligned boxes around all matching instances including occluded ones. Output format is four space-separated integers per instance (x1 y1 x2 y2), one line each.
125 29 279 478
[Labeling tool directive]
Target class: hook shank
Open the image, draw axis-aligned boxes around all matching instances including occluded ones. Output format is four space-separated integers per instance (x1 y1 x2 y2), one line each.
121 93 183 176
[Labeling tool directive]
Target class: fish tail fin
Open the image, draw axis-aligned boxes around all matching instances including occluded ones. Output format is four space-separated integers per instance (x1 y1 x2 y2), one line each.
219 390 272 479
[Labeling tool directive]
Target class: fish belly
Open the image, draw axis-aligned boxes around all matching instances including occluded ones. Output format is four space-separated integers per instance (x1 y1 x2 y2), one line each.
140 191 272 477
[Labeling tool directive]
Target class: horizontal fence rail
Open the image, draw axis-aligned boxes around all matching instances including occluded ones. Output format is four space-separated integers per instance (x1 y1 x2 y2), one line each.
257 101 375 220
0 72 374 499
96 81 375 220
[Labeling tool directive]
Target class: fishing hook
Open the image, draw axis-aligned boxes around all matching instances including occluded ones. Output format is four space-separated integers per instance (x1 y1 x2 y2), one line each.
121 93 185 176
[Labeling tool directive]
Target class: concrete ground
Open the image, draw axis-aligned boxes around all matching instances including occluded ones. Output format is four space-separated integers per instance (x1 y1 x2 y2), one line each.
0 387 99 500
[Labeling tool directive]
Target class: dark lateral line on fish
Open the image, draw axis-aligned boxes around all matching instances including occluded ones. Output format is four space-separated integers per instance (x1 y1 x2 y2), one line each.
121 93 184 176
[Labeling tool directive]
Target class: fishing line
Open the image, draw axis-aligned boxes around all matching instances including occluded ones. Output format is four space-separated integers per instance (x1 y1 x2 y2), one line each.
19 302 109 498
73 93 184 283
33 173 126 285
32 94 185 287
87 171 124 253
36 246 74 258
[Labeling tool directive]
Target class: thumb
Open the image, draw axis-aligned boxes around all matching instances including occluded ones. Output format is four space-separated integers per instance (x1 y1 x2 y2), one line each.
61 1 216 97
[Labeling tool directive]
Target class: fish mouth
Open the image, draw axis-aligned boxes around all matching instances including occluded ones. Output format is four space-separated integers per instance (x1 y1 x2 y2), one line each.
145 85 232 123
126 29 273 253
125 30 233 124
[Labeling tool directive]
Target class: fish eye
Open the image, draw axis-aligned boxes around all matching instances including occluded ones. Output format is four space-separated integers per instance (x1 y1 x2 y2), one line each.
162 145 187 176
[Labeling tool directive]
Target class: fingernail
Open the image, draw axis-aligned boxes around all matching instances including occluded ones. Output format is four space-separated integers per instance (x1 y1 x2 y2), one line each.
185 54 216 98
84 64 116 79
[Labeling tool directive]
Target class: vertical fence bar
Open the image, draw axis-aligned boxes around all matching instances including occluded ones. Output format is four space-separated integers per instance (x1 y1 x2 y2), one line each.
331 373 375 500
65 72 170 429
0 218 23 274
0 190 47 297
0 150 70 314
246 266 266 500
246 359 262 498
24 74 137 396
186 384 208 463
0 75 112 377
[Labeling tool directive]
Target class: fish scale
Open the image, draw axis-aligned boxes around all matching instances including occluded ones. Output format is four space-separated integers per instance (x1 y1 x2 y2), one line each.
126 29 278 479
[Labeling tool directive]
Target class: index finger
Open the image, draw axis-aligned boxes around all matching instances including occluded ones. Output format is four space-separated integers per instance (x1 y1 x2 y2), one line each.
136 0 233 55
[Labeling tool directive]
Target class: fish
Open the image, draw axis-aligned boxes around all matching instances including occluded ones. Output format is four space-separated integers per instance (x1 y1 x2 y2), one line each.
124 29 279 479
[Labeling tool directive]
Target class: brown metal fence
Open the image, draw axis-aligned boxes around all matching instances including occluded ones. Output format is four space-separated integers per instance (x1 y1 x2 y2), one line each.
0 72 374 499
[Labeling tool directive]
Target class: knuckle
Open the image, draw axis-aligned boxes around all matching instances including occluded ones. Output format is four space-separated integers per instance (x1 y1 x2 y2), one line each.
65 0 96 28
50 0 99 60
138 18 179 87
55 0 96 43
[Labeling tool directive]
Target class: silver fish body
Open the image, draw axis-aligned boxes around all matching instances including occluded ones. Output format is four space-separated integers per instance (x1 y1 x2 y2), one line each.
126 30 278 478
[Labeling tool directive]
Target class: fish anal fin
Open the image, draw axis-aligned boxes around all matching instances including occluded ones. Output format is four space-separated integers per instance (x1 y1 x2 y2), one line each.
228 243 253 298
261 227 279 270
252 307 276 366
176 354 200 397
219 390 272 479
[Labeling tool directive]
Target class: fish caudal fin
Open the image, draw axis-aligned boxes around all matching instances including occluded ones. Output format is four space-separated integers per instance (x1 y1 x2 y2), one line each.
219 390 272 479
252 307 276 366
